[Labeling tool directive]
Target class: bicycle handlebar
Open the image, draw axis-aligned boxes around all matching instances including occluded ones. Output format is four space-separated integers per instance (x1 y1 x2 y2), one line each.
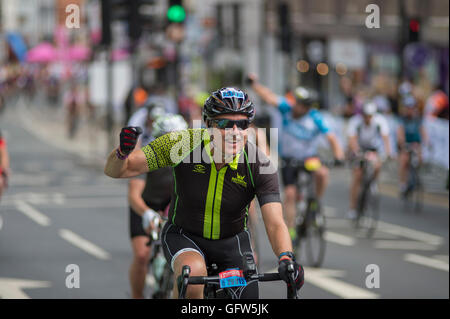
186 272 282 286
179 264 298 299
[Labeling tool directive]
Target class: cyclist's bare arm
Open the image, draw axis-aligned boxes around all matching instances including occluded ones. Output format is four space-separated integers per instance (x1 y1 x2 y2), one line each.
260 202 293 257
348 135 359 155
104 148 148 178
382 134 391 157
248 74 280 107
326 133 344 160
128 178 150 216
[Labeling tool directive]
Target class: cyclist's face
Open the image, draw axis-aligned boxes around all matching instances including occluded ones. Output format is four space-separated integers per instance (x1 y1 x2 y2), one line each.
405 106 416 117
210 114 248 158
363 114 373 124
293 102 308 118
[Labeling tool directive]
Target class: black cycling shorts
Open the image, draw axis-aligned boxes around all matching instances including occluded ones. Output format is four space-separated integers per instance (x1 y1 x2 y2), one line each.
281 157 318 186
161 222 259 299
129 200 170 239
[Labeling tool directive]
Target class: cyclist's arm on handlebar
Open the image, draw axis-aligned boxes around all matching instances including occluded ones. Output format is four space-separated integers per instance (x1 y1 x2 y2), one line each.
382 134 392 158
128 178 149 216
326 133 345 161
348 135 360 156
260 202 293 257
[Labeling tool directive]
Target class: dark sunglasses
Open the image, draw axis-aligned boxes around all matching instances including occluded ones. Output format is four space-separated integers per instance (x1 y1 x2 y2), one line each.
210 118 250 130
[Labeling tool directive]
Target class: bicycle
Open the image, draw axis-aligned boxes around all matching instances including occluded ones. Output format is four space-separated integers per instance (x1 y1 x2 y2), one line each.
293 157 326 268
401 144 424 212
352 150 380 238
146 217 174 299
178 252 299 299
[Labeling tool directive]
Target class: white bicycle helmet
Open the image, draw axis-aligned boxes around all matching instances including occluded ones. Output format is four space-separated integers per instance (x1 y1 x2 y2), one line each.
152 114 188 138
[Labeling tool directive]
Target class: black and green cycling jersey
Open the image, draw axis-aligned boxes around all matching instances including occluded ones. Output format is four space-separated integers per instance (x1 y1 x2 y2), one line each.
141 128 281 240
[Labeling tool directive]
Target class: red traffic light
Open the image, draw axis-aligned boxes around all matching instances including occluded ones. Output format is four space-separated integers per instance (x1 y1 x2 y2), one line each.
409 19 420 33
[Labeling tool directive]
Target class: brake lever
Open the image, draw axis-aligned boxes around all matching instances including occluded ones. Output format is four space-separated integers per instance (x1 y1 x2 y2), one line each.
287 263 299 299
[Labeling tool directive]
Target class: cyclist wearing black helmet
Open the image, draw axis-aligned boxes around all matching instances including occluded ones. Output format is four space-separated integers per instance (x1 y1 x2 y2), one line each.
104 87 304 299
247 74 344 241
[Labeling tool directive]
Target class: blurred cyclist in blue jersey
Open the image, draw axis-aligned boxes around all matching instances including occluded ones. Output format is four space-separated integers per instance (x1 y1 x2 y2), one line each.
397 95 428 196
247 74 344 241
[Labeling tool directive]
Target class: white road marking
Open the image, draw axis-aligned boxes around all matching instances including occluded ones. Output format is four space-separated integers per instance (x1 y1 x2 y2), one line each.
267 266 379 299
325 218 352 228
324 231 356 246
15 200 51 226
404 254 449 272
355 231 398 239
0 277 51 299
434 255 449 263
374 240 437 251
304 267 379 299
58 229 111 260
376 221 443 246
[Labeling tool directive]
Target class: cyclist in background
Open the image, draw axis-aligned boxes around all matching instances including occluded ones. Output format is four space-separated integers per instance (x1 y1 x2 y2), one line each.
0 129 10 230
0 129 9 199
397 95 428 197
104 87 304 299
247 74 344 241
346 101 391 220
126 104 183 299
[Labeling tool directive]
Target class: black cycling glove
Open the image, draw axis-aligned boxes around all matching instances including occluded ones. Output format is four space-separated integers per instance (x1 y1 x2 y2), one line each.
119 126 142 155
278 257 304 291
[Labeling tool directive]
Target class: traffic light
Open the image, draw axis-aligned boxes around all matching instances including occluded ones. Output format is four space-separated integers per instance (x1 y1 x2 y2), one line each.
101 0 156 46
278 2 292 53
167 0 186 23
408 17 420 42
101 0 112 46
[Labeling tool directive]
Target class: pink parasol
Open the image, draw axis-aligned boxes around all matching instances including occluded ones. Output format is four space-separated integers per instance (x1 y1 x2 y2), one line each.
65 44 92 61
26 42 58 63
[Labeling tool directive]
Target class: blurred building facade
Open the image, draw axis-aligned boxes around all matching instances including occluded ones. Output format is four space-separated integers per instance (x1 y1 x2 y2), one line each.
261 0 449 110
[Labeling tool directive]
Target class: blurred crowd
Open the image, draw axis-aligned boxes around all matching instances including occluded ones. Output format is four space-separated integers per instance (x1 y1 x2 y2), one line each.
337 72 449 121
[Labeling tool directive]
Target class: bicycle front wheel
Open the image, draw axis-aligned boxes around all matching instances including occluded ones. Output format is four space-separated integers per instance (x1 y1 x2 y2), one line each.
356 183 379 238
303 202 326 268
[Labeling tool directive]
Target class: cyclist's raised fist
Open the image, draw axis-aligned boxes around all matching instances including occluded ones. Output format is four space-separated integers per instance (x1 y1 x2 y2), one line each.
119 126 142 155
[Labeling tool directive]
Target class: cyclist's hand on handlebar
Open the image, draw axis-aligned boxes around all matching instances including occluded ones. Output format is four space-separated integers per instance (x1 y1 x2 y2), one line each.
278 257 304 291
334 158 345 167
142 208 160 238
119 126 142 155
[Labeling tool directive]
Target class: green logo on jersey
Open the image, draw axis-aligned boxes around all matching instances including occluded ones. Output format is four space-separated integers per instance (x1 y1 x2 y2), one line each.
193 164 206 174
232 173 247 187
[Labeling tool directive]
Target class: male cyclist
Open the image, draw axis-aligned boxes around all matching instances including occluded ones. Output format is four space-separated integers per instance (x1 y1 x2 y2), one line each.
104 87 304 299
247 74 344 240
127 110 187 299
346 101 391 219
397 95 428 197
